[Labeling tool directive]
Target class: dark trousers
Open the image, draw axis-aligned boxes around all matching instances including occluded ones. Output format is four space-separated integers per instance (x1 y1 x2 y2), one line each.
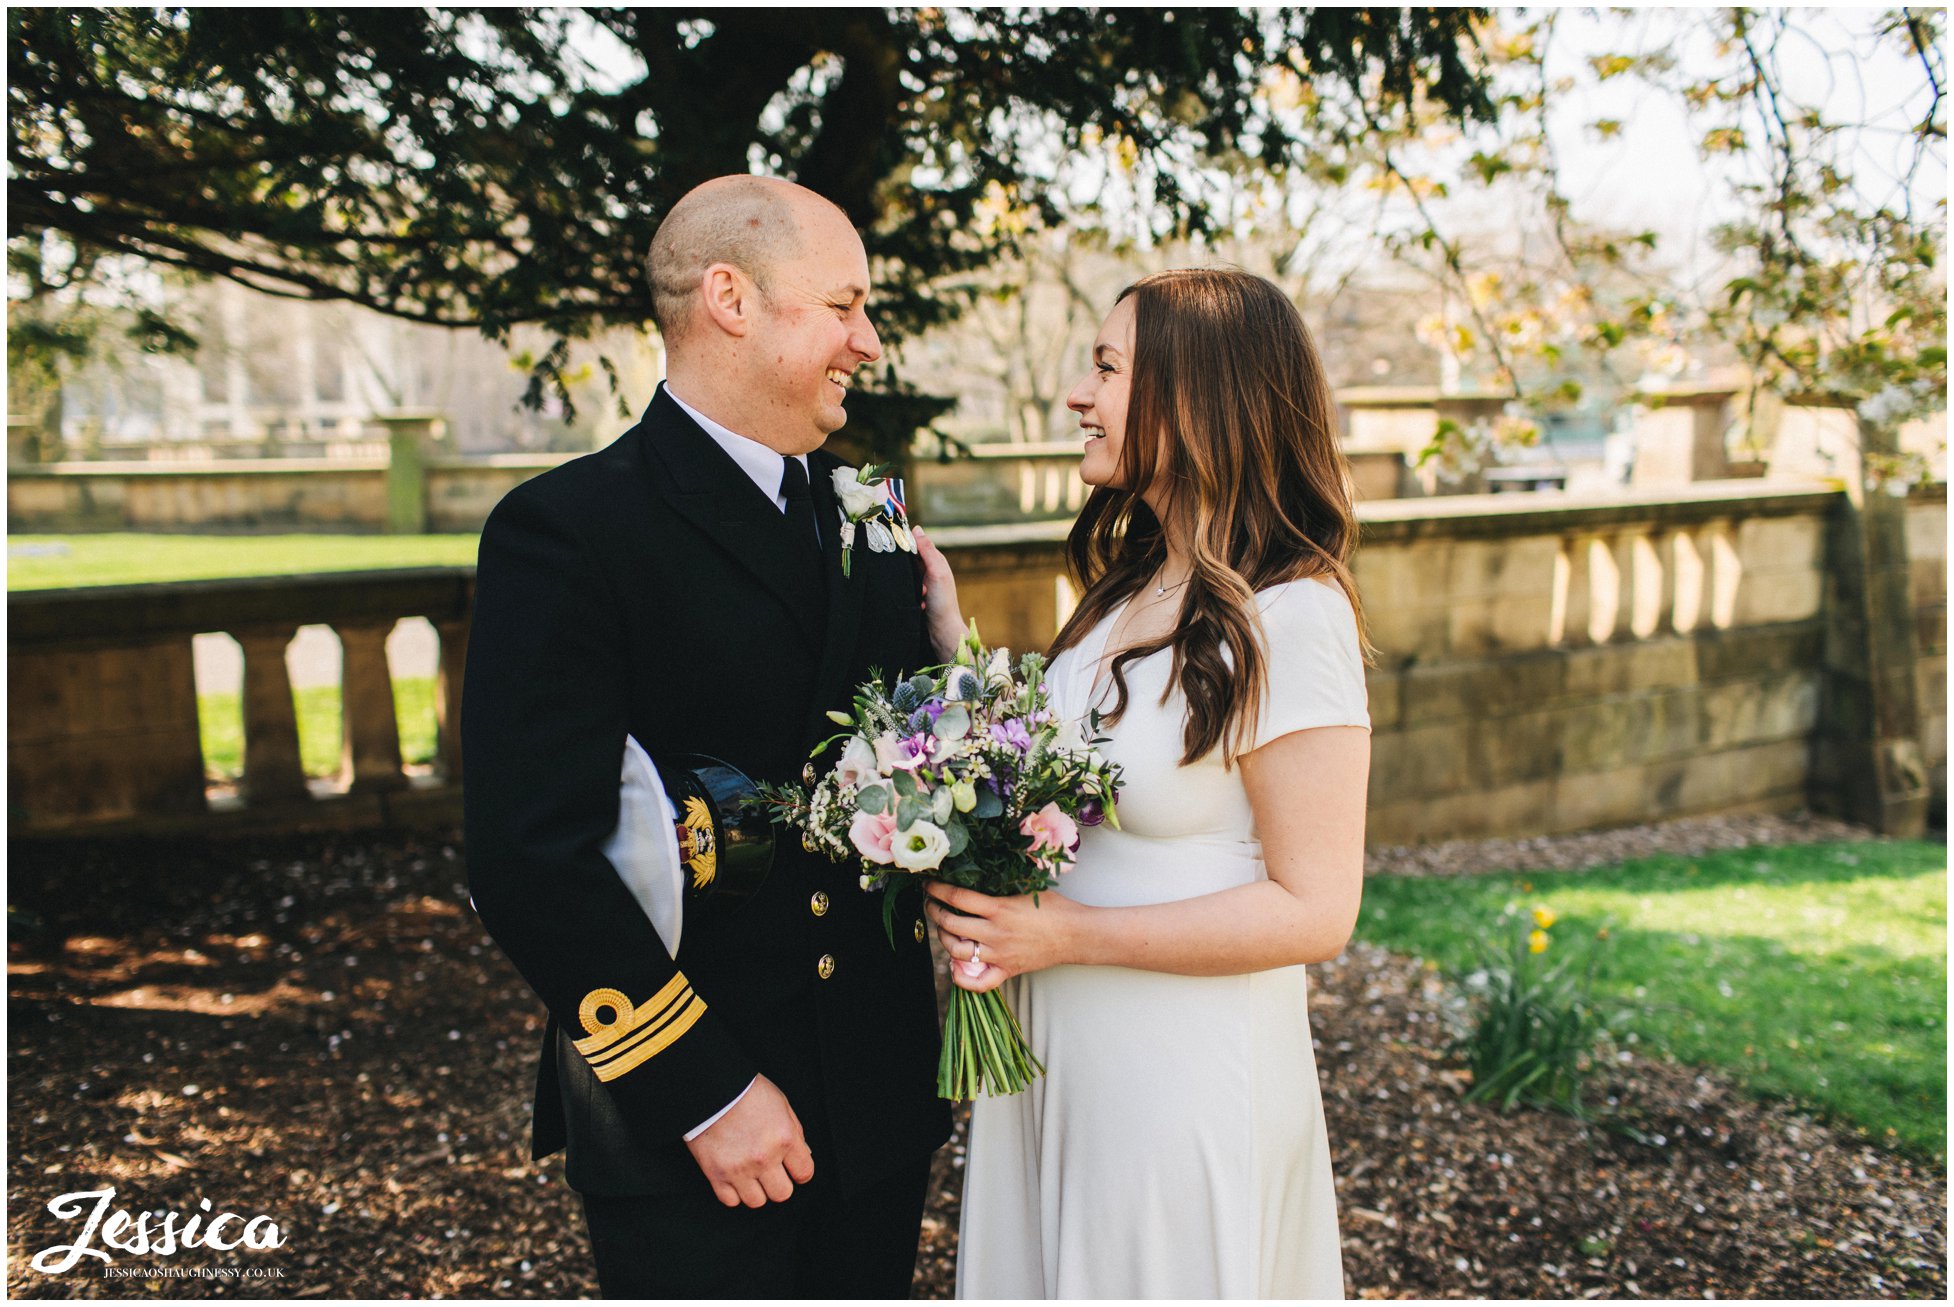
580 1152 933 1299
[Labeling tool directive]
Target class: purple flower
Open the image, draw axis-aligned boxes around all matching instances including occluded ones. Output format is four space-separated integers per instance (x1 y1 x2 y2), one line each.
1076 797 1105 827
989 719 1033 753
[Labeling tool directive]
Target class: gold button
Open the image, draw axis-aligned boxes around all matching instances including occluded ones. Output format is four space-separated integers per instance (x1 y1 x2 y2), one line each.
810 892 830 917
913 919 926 943
816 954 836 980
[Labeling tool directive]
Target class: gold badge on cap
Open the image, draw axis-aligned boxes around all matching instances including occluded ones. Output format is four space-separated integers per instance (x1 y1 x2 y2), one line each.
677 796 717 890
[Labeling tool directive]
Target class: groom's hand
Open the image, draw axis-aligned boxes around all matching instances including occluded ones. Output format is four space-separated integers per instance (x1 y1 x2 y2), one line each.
684 1074 815 1208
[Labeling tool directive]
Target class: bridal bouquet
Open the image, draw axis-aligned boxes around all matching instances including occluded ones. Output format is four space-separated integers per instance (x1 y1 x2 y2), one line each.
755 625 1123 1098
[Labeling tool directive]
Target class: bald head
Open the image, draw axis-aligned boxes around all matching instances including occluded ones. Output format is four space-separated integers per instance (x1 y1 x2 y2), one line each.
647 175 851 345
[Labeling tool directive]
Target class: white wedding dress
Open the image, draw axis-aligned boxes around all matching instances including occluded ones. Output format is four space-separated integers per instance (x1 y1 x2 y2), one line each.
956 577 1371 1300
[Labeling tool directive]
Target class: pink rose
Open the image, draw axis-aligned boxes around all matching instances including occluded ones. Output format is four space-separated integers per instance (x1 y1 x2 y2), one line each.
1019 802 1079 859
849 810 898 865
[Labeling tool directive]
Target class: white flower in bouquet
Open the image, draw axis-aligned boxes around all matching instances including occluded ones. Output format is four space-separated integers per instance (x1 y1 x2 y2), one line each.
889 819 952 872
836 736 880 788
1051 714 1087 755
832 469 886 518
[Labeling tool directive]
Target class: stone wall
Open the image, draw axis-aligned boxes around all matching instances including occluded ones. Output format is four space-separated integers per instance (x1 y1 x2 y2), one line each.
8 482 1943 841
1906 495 1947 809
7 456 579 535
1353 485 1843 840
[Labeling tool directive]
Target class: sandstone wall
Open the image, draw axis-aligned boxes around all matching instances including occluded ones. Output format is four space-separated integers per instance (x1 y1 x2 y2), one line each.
9 483 1943 842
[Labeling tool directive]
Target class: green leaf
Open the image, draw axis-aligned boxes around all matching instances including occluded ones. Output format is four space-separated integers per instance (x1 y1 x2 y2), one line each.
935 704 971 741
898 797 925 829
945 820 971 857
973 787 1003 819
892 769 917 798
931 785 955 824
857 784 888 815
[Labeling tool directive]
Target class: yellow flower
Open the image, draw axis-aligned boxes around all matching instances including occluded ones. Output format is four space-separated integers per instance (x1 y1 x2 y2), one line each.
1528 929 1550 954
1532 906 1558 929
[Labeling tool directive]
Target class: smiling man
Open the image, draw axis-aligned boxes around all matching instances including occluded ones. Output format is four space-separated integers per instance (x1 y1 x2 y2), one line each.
462 175 948 1298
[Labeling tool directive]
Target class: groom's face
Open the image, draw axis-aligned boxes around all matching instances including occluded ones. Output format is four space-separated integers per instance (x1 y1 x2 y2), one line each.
744 205 882 455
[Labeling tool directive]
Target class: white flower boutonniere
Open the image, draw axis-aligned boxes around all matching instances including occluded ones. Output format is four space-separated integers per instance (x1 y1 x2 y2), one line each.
831 463 916 577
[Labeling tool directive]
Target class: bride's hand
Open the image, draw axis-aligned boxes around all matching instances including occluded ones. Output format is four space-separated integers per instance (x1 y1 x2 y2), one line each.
924 880 1084 994
912 527 966 661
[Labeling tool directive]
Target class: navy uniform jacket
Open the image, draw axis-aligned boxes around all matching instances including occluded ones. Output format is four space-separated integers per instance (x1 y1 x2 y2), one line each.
462 387 949 1198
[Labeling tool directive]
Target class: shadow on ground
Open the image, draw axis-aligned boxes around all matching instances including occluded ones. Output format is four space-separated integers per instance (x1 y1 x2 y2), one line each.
7 828 1945 1298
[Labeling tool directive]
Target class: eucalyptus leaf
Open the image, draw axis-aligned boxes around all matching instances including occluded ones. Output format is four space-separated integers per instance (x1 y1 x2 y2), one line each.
973 788 1003 819
930 785 954 824
935 704 971 741
945 820 971 856
898 797 924 829
857 784 888 815
892 769 917 798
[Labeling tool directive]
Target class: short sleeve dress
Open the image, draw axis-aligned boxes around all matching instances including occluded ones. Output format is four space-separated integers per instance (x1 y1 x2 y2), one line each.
955 576 1371 1300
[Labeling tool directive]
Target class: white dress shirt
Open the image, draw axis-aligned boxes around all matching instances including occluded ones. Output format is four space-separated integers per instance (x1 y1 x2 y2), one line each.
666 384 813 524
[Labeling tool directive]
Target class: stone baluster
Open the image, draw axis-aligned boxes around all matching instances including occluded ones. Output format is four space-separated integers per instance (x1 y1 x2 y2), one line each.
337 622 405 792
236 626 309 803
434 616 469 783
1594 531 1637 643
1628 529 1665 640
1552 533 1596 647
1667 528 1705 634
1704 519 1742 630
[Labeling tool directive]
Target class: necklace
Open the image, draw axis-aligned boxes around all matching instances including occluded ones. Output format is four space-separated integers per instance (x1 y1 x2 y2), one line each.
1153 576 1189 598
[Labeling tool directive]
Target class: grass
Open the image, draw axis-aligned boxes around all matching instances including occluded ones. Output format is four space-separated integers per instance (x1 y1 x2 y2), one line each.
198 678 439 778
1354 840 1948 1159
7 533 479 590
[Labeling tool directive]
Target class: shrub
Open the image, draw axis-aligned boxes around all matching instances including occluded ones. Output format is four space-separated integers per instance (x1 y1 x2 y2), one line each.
1451 904 1620 1116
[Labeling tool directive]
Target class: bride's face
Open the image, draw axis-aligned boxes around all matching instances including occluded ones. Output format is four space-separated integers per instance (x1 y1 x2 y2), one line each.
1067 297 1137 490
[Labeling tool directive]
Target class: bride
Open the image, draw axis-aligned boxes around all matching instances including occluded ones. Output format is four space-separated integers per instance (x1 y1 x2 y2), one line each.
912 268 1374 1299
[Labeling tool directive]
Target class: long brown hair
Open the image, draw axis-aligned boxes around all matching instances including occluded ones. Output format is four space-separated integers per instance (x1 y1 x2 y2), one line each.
1049 268 1374 767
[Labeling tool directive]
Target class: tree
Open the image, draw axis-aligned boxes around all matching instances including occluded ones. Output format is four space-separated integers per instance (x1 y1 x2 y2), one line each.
1265 7 1945 482
8 7 1494 448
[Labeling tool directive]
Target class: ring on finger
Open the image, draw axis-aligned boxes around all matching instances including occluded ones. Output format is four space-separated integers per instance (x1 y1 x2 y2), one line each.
972 942 982 965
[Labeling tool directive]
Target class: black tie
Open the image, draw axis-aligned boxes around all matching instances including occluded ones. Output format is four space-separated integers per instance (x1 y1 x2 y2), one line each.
779 456 822 557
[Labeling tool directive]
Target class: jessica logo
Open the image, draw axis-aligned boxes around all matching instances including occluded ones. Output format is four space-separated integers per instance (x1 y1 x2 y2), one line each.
30 1188 287 1274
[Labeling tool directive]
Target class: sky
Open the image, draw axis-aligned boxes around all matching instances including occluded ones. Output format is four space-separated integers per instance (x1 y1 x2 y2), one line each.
1541 7 1944 272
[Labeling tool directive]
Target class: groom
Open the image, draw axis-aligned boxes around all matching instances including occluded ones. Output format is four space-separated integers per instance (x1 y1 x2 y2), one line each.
462 175 948 1298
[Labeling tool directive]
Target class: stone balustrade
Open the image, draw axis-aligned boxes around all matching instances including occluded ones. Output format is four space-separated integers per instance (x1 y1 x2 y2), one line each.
9 570 472 833
8 482 1943 842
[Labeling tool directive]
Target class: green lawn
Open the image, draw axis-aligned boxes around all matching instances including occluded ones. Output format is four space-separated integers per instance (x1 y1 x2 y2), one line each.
1355 840 1948 1159
7 533 479 590
199 679 439 778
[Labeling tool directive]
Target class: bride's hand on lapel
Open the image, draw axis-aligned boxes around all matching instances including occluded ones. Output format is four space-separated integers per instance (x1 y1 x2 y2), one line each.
924 880 1085 993
912 527 967 661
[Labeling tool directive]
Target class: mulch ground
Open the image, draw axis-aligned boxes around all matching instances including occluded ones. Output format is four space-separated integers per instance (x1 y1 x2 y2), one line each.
7 822 1945 1298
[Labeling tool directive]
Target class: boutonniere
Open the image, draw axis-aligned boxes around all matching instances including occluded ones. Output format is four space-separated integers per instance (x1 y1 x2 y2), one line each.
831 463 915 577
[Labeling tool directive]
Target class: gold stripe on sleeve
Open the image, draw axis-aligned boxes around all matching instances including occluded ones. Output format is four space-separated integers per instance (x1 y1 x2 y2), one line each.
590 994 709 1082
573 973 691 1056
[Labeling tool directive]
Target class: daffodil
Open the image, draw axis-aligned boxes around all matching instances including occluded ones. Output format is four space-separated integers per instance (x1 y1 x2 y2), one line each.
1528 928 1550 954
1532 906 1557 930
